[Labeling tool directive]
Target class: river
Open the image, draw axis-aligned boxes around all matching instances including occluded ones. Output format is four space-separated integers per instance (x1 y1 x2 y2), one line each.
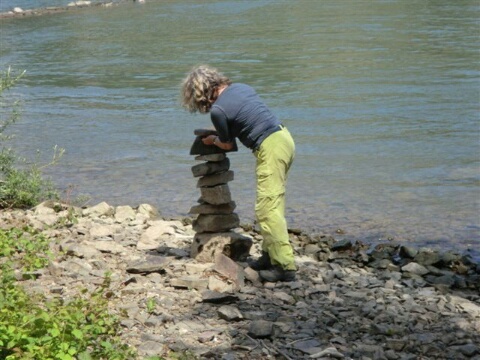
0 0 478 259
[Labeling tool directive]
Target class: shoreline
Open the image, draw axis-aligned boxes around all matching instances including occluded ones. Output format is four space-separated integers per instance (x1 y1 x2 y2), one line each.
1 201 479 359
0 0 134 19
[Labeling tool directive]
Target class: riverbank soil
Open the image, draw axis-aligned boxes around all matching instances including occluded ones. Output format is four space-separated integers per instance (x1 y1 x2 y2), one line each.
1 201 479 359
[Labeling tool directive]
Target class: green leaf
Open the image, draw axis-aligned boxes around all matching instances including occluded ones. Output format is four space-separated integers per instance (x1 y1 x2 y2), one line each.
55 351 73 360
72 329 83 340
50 328 60 337
77 351 93 360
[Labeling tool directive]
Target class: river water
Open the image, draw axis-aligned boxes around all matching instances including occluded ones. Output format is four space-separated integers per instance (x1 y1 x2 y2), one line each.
0 0 479 259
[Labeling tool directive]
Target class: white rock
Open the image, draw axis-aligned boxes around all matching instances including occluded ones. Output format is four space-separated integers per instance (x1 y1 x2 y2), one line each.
114 205 136 223
13 7 23 13
89 224 114 238
83 201 114 217
137 203 159 219
34 202 56 215
137 221 176 250
26 210 58 227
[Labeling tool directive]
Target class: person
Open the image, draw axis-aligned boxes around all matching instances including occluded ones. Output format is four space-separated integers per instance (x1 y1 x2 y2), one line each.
181 65 296 282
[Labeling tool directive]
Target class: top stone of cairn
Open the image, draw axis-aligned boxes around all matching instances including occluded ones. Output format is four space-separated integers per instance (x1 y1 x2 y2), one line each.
190 129 238 155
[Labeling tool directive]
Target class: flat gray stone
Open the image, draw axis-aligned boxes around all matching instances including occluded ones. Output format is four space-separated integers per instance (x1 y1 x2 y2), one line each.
201 290 238 303
199 184 232 205
126 256 173 274
170 276 208 290
248 320 273 338
189 201 236 215
195 153 226 162
192 213 240 233
197 170 234 187
402 262 429 276
218 305 243 321
191 158 230 177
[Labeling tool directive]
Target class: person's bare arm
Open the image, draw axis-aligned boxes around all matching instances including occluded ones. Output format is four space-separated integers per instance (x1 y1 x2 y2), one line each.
202 135 234 150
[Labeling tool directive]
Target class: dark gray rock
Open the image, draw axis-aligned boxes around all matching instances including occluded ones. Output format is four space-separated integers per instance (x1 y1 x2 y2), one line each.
248 320 273 338
199 184 232 205
201 290 238 303
195 153 226 162
414 249 441 266
192 213 240 233
191 158 230 177
189 201 236 215
330 239 352 252
399 245 418 259
197 170 234 187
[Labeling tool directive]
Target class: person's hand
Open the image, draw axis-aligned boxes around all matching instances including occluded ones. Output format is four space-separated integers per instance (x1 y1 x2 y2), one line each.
202 135 217 146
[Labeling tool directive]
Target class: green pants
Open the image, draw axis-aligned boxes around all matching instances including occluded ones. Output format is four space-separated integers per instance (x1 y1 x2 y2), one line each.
254 126 296 271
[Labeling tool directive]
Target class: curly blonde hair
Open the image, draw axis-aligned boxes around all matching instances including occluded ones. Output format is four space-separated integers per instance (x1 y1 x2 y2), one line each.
181 65 232 113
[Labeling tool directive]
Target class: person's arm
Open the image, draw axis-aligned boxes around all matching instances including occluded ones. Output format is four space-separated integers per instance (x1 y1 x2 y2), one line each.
202 105 234 150
202 134 234 150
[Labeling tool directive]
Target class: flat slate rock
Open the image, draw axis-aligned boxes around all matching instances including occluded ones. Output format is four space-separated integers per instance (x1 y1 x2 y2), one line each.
189 201 236 215
201 290 239 303
191 158 230 177
126 255 173 274
190 129 238 155
197 170 234 188
192 213 240 233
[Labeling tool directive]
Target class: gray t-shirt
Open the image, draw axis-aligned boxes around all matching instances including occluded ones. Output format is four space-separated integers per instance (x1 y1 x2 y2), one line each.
210 83 281 150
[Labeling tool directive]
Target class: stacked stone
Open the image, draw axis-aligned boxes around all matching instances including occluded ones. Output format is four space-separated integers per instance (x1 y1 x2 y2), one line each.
189 129 252 263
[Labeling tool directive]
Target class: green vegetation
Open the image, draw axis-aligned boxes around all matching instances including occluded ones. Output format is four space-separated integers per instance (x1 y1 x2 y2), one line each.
0 227 137 360
0 227 51 273
0 67 61 209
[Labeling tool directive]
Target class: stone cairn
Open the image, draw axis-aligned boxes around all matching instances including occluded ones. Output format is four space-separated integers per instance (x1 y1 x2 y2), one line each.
188 129 252 263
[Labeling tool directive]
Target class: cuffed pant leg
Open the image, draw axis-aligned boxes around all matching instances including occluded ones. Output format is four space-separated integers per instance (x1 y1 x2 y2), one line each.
256 193 296 270
254 128 296 271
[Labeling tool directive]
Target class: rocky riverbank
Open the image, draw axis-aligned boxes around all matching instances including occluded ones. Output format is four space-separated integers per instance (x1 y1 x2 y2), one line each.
1 201 479 359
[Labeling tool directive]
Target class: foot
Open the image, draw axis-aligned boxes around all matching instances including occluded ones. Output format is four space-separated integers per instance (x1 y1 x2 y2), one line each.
248 251 272 271
259 266 296 282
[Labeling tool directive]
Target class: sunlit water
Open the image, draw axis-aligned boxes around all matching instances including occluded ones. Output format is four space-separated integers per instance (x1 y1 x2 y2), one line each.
0 0 478 259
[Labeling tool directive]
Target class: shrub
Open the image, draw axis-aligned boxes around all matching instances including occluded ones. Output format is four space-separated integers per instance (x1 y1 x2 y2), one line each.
0 272 137 360
0 67 62 209
0 227 137 360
